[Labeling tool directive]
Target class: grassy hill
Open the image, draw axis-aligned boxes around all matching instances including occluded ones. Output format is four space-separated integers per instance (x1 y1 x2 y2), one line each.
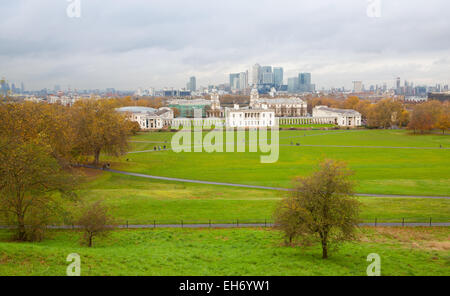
103 129 450 196
0 227 448 276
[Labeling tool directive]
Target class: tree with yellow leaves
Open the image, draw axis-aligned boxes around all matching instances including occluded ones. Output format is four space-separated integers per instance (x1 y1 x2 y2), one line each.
434 104 450 134
71 99 134 166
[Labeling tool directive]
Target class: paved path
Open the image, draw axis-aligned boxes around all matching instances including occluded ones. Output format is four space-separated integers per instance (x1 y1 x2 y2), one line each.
91 167 450 199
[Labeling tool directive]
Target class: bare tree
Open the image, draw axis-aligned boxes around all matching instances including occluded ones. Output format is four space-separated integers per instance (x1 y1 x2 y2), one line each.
77 201 113 247
274 159 361 259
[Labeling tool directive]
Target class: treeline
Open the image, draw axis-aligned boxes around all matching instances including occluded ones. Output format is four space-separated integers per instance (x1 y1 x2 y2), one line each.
308 96 449 131
0 100 137 242
407 100 449 133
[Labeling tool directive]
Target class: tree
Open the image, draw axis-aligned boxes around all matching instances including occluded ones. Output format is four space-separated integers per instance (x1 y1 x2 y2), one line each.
171 107 180 118
434 104 450 134
343 96 360 110
71 100 134 166
366 98 405 128
0 140 76 241
0 102 76 166
407 100 442 133
274 160 361 259
77 201 113 247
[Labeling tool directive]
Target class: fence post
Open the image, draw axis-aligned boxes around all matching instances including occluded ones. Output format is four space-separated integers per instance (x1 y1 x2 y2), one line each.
429 218 432 227
375 218 377 227
402 218 404 227
126 220 128 229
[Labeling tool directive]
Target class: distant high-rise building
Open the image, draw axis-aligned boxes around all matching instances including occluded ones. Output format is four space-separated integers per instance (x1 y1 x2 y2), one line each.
252 64 261 86
260 66 273 85
288 77 299 93
189 76 196 92
396 77 401 90
353 81 363 93
239 71 248 90
273 67 283 87
262 72 274 85
298 73 312 92
229 73 240 90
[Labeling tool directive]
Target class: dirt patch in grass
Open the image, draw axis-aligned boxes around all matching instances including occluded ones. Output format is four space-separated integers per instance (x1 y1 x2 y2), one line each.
423 241 450 251
359 227 450 251
0 253 12 264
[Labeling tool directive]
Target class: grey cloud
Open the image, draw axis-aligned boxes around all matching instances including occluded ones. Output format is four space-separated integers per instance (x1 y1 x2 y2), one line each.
0 0 449 89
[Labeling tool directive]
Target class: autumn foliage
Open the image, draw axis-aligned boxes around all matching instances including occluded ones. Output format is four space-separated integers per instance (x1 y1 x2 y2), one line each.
0 99 135 240
274 160 361 259
407 100 449 133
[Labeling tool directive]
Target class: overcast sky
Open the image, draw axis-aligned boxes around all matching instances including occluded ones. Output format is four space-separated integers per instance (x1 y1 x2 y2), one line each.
1 0 449 90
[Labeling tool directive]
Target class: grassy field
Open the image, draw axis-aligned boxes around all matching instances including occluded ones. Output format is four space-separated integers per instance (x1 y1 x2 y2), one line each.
1 129 449 276
75 170 450 224
105 129 450 196
0 227 448 276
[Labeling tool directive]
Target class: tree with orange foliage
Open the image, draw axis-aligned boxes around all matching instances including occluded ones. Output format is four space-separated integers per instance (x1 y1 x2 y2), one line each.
343 96 360 110
71 99 134 165
366 98 405 128
434 104 449 134
407 100 443 134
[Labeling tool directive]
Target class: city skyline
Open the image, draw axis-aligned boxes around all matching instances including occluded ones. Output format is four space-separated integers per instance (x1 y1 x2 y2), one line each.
1 0 449 90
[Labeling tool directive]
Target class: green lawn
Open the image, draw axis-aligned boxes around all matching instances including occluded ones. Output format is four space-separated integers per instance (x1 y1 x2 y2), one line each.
75 171 450 224
0 227 448 276
106 129 450 196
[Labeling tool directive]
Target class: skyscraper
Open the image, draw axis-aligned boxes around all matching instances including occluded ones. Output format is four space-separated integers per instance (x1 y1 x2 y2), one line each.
229 73 240 89
252 64 261 86
288 77 299 93
239 71 248 90
261 66 273 85
298 73 311 92
189 76 196 92
273 67 284 87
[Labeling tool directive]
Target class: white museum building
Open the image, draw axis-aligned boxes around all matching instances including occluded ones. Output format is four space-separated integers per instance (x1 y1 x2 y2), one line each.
312 105 362 127
225 104 275 128
116 106 174 130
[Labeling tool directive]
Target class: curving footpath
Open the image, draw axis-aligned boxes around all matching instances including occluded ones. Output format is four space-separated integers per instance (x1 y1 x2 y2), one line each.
98 167 450 199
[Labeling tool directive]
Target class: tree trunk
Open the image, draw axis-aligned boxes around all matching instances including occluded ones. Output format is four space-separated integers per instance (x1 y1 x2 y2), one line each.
88 234 93 247
321 231 328 259
17 213 26 241
94 149 101 166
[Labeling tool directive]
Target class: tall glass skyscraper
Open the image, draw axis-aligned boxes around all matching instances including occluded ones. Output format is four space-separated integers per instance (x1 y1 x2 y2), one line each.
273 67 284 86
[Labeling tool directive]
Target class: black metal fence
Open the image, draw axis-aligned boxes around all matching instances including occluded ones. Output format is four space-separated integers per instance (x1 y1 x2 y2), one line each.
0 217 449 230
